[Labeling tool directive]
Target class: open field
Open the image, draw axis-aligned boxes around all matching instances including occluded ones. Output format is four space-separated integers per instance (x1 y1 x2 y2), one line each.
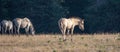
0 33 120 52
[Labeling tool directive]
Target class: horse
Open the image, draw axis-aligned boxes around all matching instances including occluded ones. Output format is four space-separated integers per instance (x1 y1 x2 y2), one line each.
0 20 13 34
13 17 35 35
58 17 84 41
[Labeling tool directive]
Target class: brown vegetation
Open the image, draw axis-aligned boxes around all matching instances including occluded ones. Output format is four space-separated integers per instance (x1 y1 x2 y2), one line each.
0 33 120 52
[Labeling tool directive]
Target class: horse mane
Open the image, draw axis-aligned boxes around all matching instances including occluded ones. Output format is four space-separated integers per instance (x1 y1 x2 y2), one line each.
69 16 83 20
24 17 35 32
24 17 30 22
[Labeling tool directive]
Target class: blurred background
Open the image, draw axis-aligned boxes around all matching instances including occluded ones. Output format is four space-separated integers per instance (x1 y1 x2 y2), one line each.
0 0 120 34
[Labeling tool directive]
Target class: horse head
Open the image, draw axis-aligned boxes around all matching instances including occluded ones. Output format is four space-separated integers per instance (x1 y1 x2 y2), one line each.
79 19 84 31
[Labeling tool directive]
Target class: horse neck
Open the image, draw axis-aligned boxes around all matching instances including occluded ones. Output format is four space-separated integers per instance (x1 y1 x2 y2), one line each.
71 19 80 25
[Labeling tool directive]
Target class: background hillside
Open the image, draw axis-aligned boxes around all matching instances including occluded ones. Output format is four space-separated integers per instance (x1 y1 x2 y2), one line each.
0 0 120 33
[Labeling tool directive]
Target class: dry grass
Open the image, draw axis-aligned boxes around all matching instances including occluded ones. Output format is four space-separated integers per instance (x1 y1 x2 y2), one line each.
0 33 120 52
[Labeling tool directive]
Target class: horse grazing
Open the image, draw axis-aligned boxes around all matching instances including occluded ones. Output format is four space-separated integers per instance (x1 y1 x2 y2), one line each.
13 17 35 35
0 20 13 34
58 17 84 41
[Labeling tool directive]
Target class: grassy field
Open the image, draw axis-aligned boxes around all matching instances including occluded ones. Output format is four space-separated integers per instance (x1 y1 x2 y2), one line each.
0 33 120 52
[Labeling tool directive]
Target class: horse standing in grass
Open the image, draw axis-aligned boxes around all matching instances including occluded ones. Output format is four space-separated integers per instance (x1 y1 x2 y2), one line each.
58 17 84 41
13 17 35 35
0 20 13 34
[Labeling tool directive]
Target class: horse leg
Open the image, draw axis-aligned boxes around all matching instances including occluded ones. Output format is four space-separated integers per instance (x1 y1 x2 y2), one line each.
8 28 12 34
17 27 20 36
67 29 70 35
13 25 15 34
5 26 7 34
60 24 66 41
59 23 64 35
8 29 10 34
63 26 66 41
60 27 63 35
70 26 75 41
0 24 2 34
66 29 70 38
13 25 16 36
71 26 75 35
0 25 1 32
2 26 4 34
60 27 65 41
59 23 62 34
11 28 13 34
17 25 20 34
25 28 29 35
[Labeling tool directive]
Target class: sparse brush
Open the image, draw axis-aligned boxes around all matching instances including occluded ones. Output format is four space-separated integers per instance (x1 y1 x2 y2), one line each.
106 39 109 42
118 34 120 37
53 36 57 38
59 38 62 40
53 49 57 52
47 40 51 43
99 45 105 49
116 37 120 40
97 50 102 52
33 50 40 52
58 42 62 45
84 44 88 47
72 45 75 48
81 37 84 40
118 46 120 48
63 50 69 52
59 38 63 42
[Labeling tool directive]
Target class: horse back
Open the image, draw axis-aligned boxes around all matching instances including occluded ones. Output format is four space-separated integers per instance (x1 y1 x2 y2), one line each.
59 18 73 29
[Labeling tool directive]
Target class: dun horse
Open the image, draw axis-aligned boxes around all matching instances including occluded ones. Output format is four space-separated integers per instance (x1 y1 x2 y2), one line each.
13 17 35 35
0 20 13 34
58 17 84 41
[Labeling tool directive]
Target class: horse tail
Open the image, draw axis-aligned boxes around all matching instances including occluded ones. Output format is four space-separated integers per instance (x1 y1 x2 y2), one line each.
58 18 64 34
58 19 61 30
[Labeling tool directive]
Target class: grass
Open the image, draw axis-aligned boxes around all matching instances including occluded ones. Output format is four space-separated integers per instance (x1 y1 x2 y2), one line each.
0 33 119 52
116 38 120 40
